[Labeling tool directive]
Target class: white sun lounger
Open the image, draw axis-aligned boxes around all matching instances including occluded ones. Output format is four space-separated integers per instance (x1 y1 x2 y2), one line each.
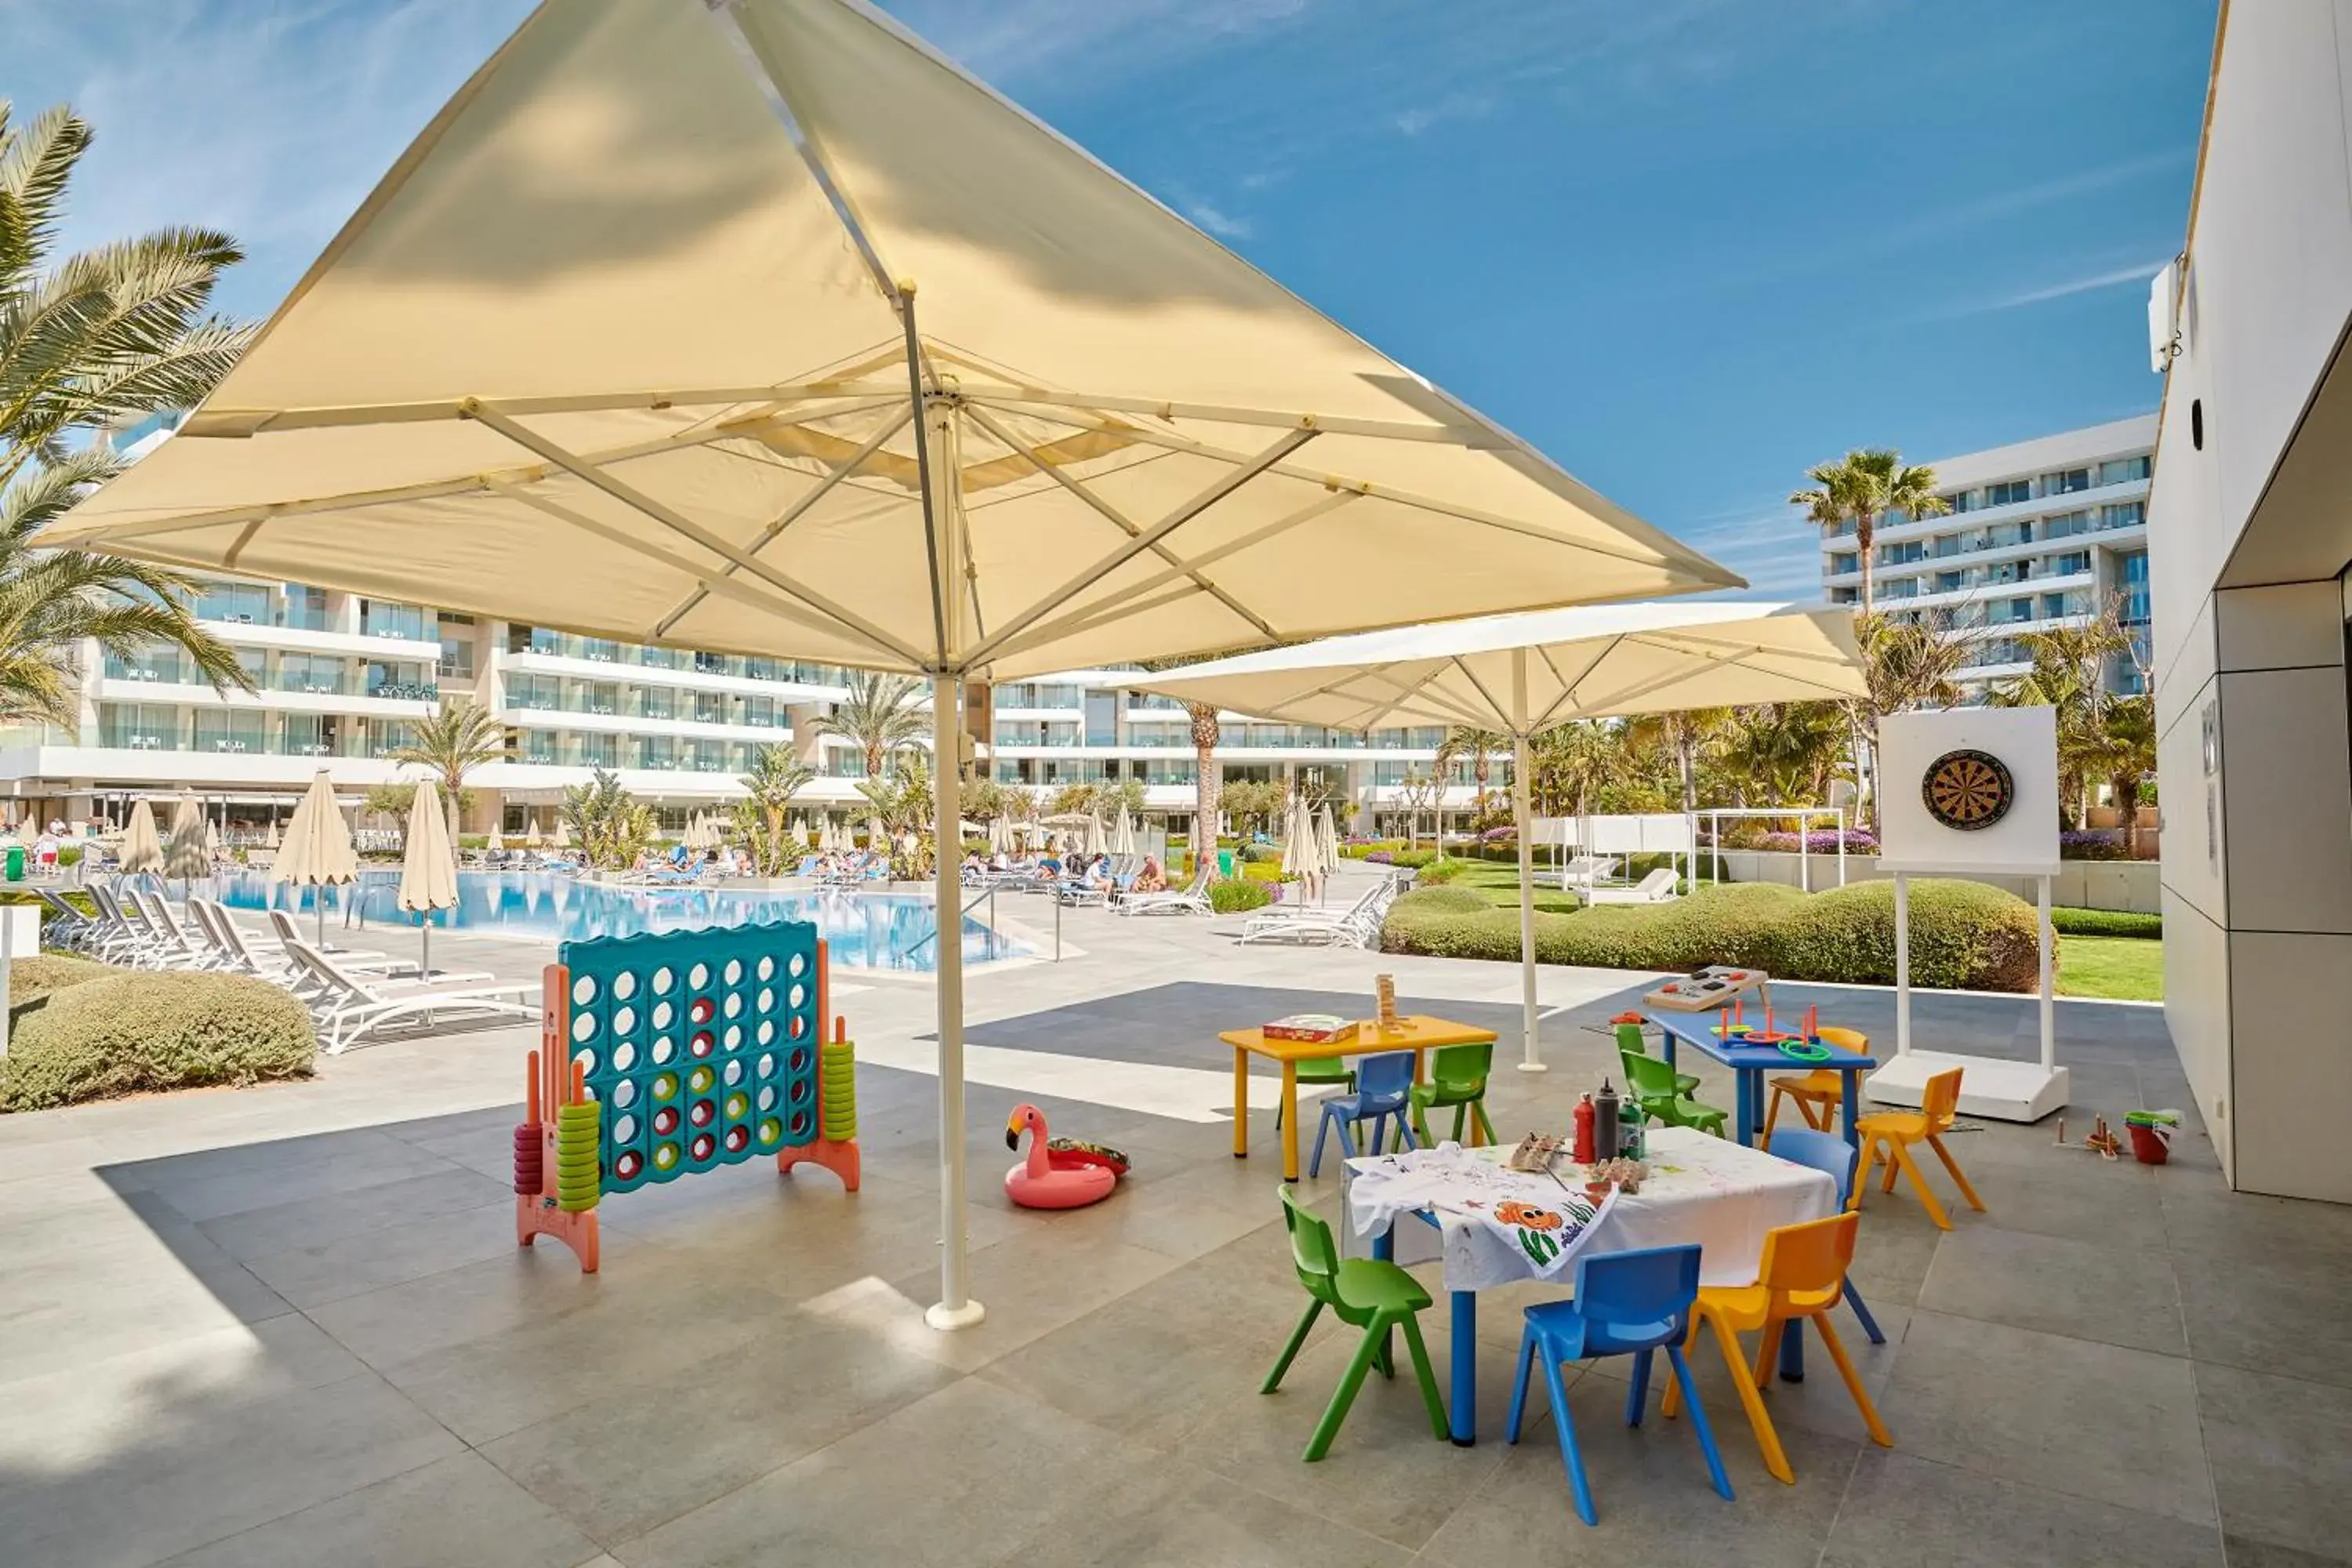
1237 879 1396 947
283 940 538 1054
132 888 230 971
1114 884 1211 916
264 906 388 963
86 883 169 966
1586 866 1680 905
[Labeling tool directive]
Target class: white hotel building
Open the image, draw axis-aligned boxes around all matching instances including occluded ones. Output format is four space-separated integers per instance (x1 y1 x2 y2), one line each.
1819 414 2157 702
0 419 1481 835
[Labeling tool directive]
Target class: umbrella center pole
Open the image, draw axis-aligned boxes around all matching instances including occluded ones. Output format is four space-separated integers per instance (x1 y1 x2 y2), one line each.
920 369 985 1333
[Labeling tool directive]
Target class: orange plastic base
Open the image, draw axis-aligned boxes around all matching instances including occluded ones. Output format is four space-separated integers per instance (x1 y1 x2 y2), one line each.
517 1193 601 1272
778 1136 860 1192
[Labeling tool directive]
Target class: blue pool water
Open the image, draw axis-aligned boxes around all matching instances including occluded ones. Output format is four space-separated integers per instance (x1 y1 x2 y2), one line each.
213 870 1028 971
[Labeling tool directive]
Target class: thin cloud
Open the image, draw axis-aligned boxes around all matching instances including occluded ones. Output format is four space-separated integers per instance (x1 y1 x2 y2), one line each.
1961 258 2169 316
1181 199 1252 238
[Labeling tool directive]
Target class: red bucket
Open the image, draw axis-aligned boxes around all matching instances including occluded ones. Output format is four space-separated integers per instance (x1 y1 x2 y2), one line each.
2126 1122 2171 1165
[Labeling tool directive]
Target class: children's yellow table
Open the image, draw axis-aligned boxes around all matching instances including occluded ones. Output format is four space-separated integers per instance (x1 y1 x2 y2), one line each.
1220 1015 1499 1181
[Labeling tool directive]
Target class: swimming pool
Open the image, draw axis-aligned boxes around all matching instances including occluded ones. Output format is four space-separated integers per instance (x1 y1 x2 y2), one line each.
213 870 1029 971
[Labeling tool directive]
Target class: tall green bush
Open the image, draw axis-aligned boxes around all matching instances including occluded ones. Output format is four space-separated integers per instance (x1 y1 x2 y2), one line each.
1208 877 1272 914
1381 880 2042 992
2 971 315 1111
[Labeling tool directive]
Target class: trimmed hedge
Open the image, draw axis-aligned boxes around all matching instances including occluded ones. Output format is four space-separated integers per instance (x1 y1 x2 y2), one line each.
1382 880 2043 993
2 971 316 1112
2051 906 2161 939
1208 877 1272 914
8 953 115 1009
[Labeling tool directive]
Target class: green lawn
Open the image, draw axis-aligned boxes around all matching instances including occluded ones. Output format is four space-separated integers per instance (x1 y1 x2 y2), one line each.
1439 858 1584 915
2056 935 2163 1001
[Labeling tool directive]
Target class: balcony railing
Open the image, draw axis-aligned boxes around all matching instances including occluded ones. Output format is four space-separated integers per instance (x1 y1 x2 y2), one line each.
368 681 441 702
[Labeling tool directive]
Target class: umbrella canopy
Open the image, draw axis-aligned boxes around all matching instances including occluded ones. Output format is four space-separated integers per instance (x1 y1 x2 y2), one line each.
1279 796 1311 880
524 819 545 848
118 800 164 876
865 816 887 852
398 779 462 975
487 827 505 851
1315 802 1339 878
265 818 281 849
1110 807 1136 858
986 816 1009 856
204 818 223 855
1140 602 1866 1069
1081 814 1106 859
39 0 1742 1337
551 817 574 850
270 771 359 887
164 797 209 883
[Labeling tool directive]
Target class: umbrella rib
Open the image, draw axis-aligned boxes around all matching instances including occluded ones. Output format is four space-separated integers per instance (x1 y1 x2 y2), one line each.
960 404 1276 644
1531 639 1621 730
1562 648 1751 717
1633 627 1862 669
960 386 1486 445
652 404 916 638
703 1 903 312
479 480 860 646
978 488 1359 667
988 405 1690 574
69 397 912 550
180 383 906 437
1446 656 1515 734
464 400 930 671
1351 666 1495 733
961 427 1317 668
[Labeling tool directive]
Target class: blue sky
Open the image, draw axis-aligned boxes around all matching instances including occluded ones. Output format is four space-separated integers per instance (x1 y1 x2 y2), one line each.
5 0 2216 594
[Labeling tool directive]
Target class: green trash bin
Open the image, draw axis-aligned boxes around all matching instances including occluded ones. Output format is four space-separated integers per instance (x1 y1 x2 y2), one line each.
1218 849 1234 877
4 844 23 882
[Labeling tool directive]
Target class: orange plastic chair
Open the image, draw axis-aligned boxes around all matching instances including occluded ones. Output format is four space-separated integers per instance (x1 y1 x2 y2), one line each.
1762 1025 1867 1140
1851 1066 1984 1231
1661 1210 1891 1483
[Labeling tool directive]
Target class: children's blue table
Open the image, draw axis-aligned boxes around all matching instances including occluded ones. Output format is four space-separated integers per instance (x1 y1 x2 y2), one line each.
1646 1010 1876 1149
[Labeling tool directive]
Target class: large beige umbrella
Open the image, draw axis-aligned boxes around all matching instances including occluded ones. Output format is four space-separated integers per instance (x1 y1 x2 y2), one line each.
1315 801 1340 891
1142 602 1865 1069
1081 812 1106 860
551 817 574 850
118 799 164 880
487 826 505 851
204 818 223 858
40 0 1738 1334
1109 807 1136 858
265 817 281 849
524 818 545 848
398 779 461 977
1279 795 1311 887
270 770 360 942
164 797 210 887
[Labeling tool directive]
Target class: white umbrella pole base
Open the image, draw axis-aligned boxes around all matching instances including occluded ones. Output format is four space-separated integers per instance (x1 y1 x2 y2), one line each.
925 1299 987 1331
1516 1058 1549 1073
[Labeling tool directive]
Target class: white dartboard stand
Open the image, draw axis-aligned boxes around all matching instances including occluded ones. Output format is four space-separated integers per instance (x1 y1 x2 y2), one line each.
1867 707 2067 1123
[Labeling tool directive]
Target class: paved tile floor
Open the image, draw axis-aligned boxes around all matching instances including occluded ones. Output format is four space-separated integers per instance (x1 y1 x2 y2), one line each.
1 880 2343 1566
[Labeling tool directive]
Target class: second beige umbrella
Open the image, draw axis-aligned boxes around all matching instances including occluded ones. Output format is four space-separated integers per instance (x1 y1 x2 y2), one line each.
270 770 359 943
398 779 460 978
164 797 210 887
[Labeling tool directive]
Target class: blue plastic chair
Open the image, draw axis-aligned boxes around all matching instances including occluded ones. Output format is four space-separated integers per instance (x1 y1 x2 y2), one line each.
1308 1051 1418 1178
1766 1129 1886 1345
1504 1243 1734 1526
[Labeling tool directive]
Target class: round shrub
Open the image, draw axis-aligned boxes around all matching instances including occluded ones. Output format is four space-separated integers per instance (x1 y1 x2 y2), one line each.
1414 858 1466 885
2 971 316 1112
1379 878 2042 992
1207 877 1272 915
8 953 115 1008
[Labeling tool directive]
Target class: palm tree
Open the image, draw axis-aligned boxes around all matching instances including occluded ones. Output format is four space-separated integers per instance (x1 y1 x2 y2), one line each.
735 743 815 874
1853 608 1982 827
0 102 257 724
1792 449 1949 617
811 670 927 782
1719 702 1849 806
392 699 506 844
1436 725 1508 830
2102 694 2156 853
1625 706 1733 814
1992 603 2136 827
1185 700 1220 887
1529 720 1628 818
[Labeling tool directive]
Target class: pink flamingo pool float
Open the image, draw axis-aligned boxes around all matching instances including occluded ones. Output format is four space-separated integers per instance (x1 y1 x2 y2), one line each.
1004 1104 1126 1209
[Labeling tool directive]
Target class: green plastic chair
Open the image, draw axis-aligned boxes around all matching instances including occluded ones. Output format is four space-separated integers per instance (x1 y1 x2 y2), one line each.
1263 1186 1449 1461
1620 1047 1729 1136
1613 1019 1700 1097
1278 1054 1356 1131
1410 1042 1498 1148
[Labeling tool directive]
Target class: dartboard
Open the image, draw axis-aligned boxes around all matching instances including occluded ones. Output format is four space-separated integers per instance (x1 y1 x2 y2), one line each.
1922 749 2013 829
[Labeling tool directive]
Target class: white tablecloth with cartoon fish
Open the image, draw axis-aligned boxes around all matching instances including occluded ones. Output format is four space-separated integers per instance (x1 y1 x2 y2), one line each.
1344 1126 1836 1293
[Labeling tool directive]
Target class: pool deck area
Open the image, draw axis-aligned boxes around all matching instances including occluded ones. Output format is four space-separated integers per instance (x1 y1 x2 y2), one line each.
2 873 2344 1566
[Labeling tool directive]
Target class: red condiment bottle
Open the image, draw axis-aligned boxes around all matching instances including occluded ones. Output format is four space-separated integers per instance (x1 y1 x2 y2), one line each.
1573 1093 1596 1166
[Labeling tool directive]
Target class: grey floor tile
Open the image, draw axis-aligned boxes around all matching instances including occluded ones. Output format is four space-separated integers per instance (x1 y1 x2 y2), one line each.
1820 1450 2225 1566
609 1377 1160 1568
2173 1250 2352 1391
481 1316 956 1542
0 1371 463 1568
1418 1374 1854 1568
242 1198 524 1308
1918 1225 2185 1355
197 1165 514 1261
1962 1157 2170 1249
1875 1310 2212 1525
1022 1459 1417 1568
155 1451 601 1568
2198 1362 2352 1563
